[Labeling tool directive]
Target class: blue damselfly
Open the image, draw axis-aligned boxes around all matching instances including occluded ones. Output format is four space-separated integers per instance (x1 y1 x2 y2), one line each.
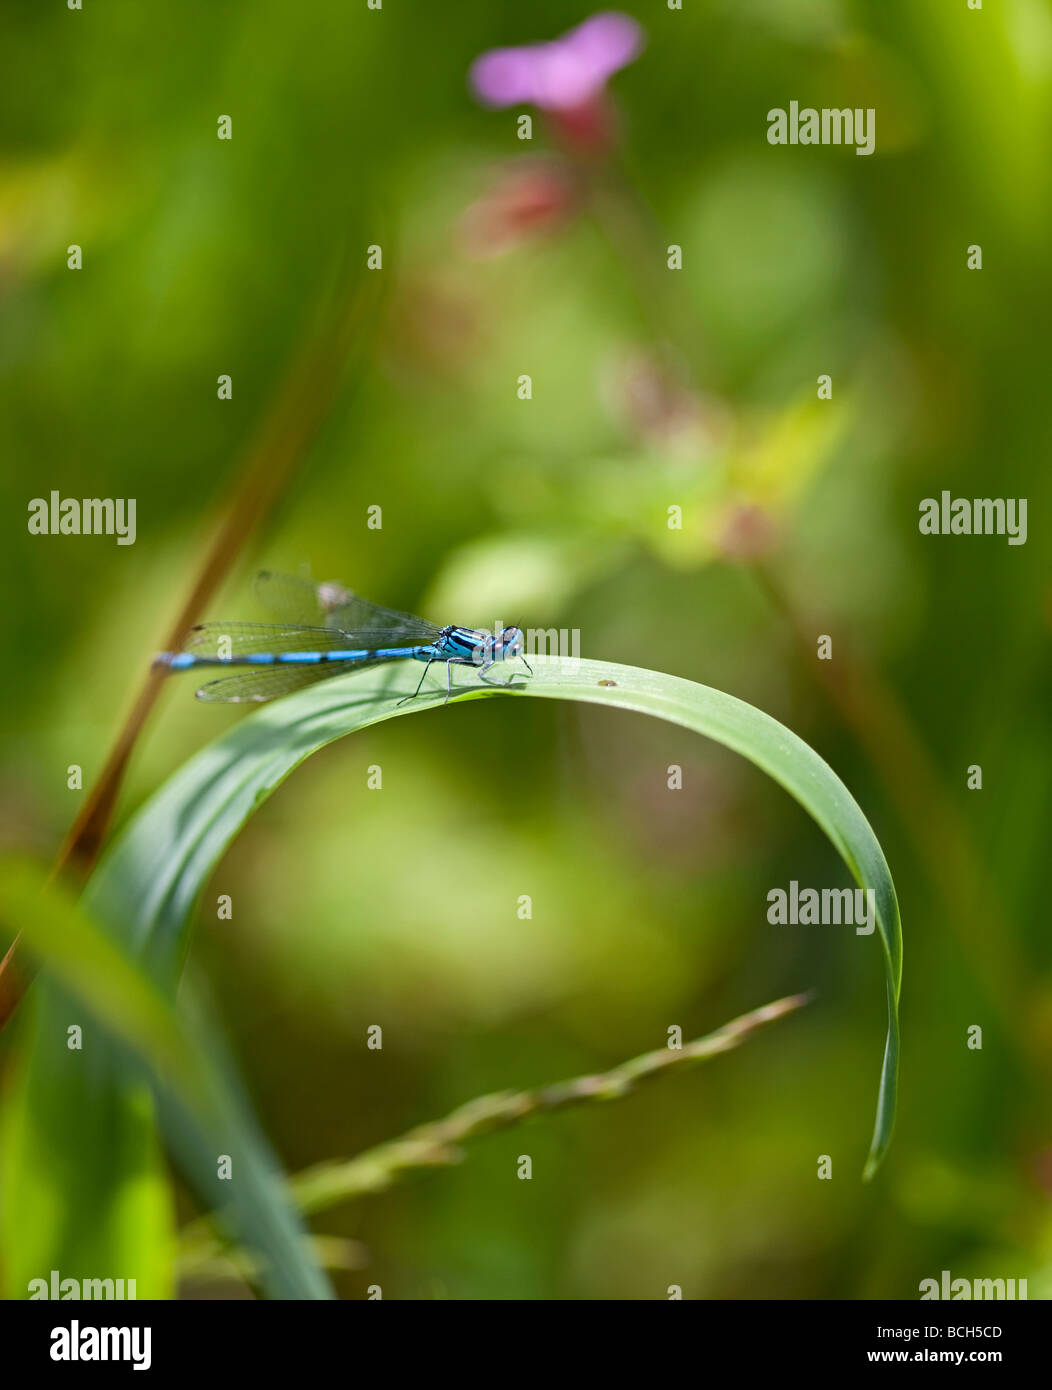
154 571 531 704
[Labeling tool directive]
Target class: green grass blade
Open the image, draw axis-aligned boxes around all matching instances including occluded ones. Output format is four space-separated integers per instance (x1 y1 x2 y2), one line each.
1 999 174 1301
0 859 333 1300
91 654 902 1178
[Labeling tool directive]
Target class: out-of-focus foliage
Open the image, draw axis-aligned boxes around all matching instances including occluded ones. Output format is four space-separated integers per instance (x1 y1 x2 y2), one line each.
1 0 1049 1299
0 858 331 1299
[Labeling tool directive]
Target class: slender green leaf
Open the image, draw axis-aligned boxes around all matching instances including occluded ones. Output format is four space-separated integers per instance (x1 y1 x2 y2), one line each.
0 859 333 1300
1 1001 174 1301
91 654 902 1177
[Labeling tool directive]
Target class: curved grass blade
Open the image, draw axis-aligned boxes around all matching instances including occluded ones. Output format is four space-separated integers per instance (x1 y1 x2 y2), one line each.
91 653 902 1178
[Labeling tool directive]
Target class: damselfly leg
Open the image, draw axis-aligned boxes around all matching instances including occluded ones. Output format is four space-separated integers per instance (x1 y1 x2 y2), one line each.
477 660 529 689
398 657 438 706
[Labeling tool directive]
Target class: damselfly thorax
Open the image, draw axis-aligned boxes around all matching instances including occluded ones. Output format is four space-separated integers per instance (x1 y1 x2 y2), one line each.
432 625 524 664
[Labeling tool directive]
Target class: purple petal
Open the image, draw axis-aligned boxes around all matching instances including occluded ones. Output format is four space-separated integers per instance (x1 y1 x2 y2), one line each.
533 46 605 111
565 12 645 77
469 48 543 108
470 11 645 112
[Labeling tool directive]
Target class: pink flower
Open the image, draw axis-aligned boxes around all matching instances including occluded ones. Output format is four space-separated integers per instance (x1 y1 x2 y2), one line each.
469 12 645 112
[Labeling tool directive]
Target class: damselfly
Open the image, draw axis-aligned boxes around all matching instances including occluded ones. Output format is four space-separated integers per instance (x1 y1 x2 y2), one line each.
154 571 532 704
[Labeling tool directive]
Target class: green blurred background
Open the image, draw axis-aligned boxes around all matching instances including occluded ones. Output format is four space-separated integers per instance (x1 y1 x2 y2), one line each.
1 0 1050 1298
